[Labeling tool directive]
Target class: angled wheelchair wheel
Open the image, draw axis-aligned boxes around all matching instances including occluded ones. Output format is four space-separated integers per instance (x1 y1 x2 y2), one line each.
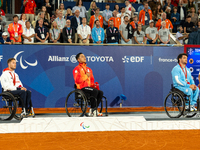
0 92 17 121
164 92 185 118
9 96 23 120
65 90 87 117
185 98 200 118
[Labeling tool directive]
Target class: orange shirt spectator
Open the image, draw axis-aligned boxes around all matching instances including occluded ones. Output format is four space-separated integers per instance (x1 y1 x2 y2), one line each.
130 21 141 29
139 9 152 25
108 17 121 29
156 19 173 30
89 7 103 29
156 12 173 30
23 0 36 24
8 15 23 43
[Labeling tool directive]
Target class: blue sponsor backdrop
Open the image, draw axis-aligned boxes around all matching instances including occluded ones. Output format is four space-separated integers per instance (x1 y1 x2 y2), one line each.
186 45 200 85
0 45 183 108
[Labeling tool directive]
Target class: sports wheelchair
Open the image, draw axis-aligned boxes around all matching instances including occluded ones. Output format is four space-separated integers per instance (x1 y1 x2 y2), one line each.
164 85 199 118
0 89 35 121
65 85 108 117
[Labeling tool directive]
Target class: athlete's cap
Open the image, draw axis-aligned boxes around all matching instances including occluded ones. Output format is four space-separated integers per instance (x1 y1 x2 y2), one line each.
149 20 154 24
2 32 8 36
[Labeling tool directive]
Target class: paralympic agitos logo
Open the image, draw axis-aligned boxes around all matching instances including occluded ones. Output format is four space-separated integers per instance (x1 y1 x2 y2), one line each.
14 51 38 69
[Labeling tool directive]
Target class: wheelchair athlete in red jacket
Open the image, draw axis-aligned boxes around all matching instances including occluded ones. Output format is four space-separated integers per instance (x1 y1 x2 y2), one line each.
73 53 103 117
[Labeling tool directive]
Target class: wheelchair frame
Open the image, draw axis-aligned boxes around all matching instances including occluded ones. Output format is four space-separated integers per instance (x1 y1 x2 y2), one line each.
65 87 108 117
164 85 200 118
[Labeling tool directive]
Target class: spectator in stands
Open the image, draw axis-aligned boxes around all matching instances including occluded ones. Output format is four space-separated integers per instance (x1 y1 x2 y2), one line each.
59 3 66 17
130 15 141 30
18 13 27 31
178 0 187 26
89 8 103 29
119 16 133 44
176 26 188 44
8 15 23 44
36 12 51 29
0 15 6 37
197 20 200 31
77 17 91 44
156 12 173 30
106 20 119 44
103 4 113 29
158 21 170 44
35 0 43 10
198 8 200 19
91 20 104 44
71 9 82 43
0 32 11 44
165 6 171 20
153 3 163 22
171 0 179 7
134 24 145 44
3 0 10 14
72 0 87 18
51 9 59 23
87 1 97 23
139 1 152 31
63 19 75 43
108 10 121 29
138 0 151 17
35 18 49 43
65 8 73 20
125 0 135 19
117 7 125 24
71 9 82 32
55 10 66 32
44 0 53 17
49 21 60 43
39 6 50 23
0 8 6 22
188 7 198 26
145 20 158 44
23 0 36 24
183 15 195 34
171 7 180 32
186 0 196 13
22 21 35 44
114 4 120 14
163 0 173 12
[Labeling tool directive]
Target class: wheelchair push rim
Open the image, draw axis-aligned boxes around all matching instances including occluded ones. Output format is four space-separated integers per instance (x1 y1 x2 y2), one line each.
184 98 200 118
65 90 87 117
0 92 17 121
164 91 185 118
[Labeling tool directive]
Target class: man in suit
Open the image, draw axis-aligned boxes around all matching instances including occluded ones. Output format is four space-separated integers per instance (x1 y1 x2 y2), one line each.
177 0 187 26
63 19 75 43
71 9 82 43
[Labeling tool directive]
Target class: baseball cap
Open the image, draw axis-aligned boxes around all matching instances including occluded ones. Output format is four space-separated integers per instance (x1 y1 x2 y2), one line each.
2 32 8 36
149 20 154 24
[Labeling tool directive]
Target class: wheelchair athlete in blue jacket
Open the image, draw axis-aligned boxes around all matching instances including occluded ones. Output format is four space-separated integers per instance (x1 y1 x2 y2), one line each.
171 53 199 111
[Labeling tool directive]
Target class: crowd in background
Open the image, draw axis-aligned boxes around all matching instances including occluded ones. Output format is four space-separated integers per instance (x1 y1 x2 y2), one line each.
0 0 199 45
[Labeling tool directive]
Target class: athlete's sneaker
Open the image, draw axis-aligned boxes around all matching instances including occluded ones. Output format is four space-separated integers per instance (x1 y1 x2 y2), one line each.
93 110 97 117
88 109 93 117
97 110 103 116
185 105 189 111
21 110 26 117
191 105 197 112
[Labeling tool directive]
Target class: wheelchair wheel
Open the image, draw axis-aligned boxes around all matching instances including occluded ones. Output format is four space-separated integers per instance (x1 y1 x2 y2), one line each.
65 90 87 117
0 92 17 121
164 92 185 118
185 98 200 118
10 96 23 120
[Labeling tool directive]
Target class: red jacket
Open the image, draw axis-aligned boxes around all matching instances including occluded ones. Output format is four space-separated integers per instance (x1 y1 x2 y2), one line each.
73 63 95 89
171 0 179 7
8 22 23 42
139 9 152 25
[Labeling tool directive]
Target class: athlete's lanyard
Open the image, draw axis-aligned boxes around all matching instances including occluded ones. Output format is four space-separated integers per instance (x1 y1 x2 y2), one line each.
13 22 18 32
82 25 86 32
109 27 115 33
38 27 44 33
9 72 16 86
96 28 101 36
66 28 72 35
179 63 189 84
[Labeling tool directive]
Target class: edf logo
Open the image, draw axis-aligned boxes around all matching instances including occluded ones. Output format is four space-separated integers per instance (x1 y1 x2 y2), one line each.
0 55 3 62
122 56 144 63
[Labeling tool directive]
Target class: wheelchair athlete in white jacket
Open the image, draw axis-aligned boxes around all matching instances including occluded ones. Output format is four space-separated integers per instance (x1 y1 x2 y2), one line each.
0 58 31 115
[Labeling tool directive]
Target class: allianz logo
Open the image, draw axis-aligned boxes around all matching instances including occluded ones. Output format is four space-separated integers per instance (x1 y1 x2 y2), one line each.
48 55 114 63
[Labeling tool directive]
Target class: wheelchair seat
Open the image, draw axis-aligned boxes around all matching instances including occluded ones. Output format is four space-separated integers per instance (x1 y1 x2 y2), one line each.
170 84 187 97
